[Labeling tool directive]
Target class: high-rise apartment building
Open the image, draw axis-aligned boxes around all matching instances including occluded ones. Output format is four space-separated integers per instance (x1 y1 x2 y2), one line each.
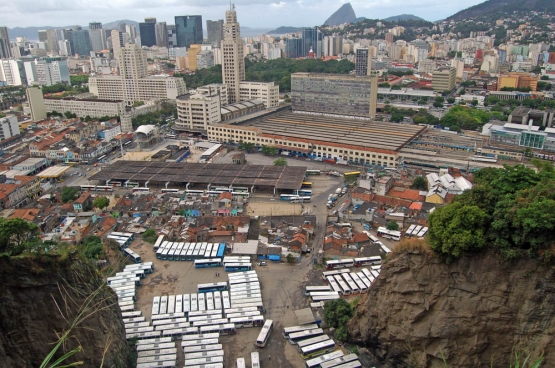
175 92 221 133
24 58 70 86
0 59 26 85
431 67 456 92
291 73 378 119
0 115 20 140
167 25 177 48
175 16 203 48
0 27 13 59
221 5 245 104
155 22 168 48
187 44 202 71
355 48 370 76
207 20 224 45
88 22 106 51
88 43 186 105
139 18 157 47
111 30 124 62
26 86 47 121
67 26 92 56
301 27 322 58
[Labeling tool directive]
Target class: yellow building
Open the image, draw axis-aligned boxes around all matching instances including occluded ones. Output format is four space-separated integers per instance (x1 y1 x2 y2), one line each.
187 44 202 71
425 186 447 204
497 72 538 92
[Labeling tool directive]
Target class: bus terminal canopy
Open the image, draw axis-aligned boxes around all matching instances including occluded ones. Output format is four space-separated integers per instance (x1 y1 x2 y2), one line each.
89 161 307 190
37 165 71 178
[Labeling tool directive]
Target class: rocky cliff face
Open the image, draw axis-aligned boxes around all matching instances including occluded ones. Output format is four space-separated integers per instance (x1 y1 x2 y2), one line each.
348 251 555 367
0 255 131 368
324 3 357 26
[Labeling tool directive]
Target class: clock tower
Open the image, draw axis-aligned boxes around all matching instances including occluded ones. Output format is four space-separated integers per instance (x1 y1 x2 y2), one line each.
221 4 245 104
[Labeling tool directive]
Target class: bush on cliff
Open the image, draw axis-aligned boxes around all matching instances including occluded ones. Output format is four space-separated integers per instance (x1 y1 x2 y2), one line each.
428 161 555 261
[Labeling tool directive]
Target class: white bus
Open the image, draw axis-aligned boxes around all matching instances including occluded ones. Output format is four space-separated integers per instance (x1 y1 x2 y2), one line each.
153 235 165 250
304 285 332 296
192 319 228 328
226 311 261 319
184 356 224 367
229 284 261 293
319 353 360 368
229 316 265 328
137 348 177 358
282 324 319 339
377 227 402 241
198 323 236 335
305 350 345 367
417 226 428 238
151 312 186 321
190 294 198 312
288 328 324 345
296 335 331 352
353 257 382 267
321 269 350 280
132 187 150 193
136 354 177 364
256 319 273 348
126 331 162 341
197 282 228 293
350 273 368 293
184 350 224 360
341 273 359 294
221 291 230 309
183 343 223 353
326 276 343 295
134 337 173 346
152 318 188 327
161 327 199 339
124 248 142 263
152 296 160 315
227 270 256 277
181 333 220 342
136 361 177 368
155 322 190 331
213 291 222 310
405 224 416 237
357 272 372 288
325 259 354 269
181 339 220 349
167 295 176 314
251 352 260 368
187 309 223 318
236 357 246 368
310 294 340 303
227 276 258 285
300 340 337 360
225 307 259 315
333 275 351 295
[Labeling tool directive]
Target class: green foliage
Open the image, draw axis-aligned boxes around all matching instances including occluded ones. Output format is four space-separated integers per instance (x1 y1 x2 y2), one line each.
273 157 287 166
261 145 278 156
142 229 157 244
165 63 175 69
0 218 40 255
93 196 110 210
64 111 77 119
430 163 555 261
131 102 176 128
62 187 79 203
286 253 296 263
42 83 88 95
132 101 145 107
175 65 223 89
412 109 440 126
80 236 104 260
440 105 491 131
390 111 405 123
411 176 428 190
323 298 353 341
70 75 89 85
428 202 490 259
386 221 399 231
540 75 549 81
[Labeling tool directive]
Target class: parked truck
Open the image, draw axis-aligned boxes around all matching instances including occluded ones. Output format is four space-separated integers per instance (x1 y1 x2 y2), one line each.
335 187 342 195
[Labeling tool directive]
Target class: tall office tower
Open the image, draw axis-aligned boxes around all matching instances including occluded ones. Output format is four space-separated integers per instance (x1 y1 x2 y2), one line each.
155 22 168 47
221 5 245 104
175 15 203 48
285 38 303 58
139 18 157 47
355 48 370 76
88 22 106 51
38 30 48 42
167 25 177 48
301 27 322 58
45 29 59 54
206 20 224 45
111 30 124 62
119 43 148 80
67 26 92 56
58 40 71 56
0 27 12 59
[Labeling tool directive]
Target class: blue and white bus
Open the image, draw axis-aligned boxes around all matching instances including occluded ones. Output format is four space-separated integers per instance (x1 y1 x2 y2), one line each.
197 282 228 293
124 248 142 263
224 263 253 272
194 259 223 268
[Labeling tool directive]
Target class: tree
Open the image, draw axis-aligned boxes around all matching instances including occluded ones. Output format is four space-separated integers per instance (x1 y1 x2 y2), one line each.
541 75 549 80
62 187 79 203
390 111 405 123
0 218 40 255
386 221 399 231
286 253 296 263
428 202 489 260
411 176 428 190
447 97 456 104
142 229 157 244
81 236 104 260
273 157 287 166
93 196 110 210
323 298 353 341
471 99 478 106
433 101 444 108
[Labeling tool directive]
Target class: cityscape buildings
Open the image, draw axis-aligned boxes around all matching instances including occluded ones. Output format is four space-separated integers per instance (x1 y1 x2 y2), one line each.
207 20 224 45
139 18 157 47
88 22 106 51
67 26 91 56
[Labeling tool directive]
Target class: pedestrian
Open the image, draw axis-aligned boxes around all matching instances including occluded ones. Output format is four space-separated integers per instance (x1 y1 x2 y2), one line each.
268 355 271 361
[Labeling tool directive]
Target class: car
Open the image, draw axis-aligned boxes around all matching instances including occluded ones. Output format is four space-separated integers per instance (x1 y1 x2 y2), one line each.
258 261 267 266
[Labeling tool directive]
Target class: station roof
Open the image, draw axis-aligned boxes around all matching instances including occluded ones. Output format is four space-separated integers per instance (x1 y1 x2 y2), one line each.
230 110 425 152
37 165 71 178
89 161 307 190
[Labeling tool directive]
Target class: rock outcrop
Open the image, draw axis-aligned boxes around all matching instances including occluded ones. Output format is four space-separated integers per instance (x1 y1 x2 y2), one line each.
348 251 555 367
0 255 131 368
324 3 357 26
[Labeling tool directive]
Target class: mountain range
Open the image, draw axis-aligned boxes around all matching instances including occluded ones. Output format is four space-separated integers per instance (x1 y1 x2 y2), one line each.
448 0 555 20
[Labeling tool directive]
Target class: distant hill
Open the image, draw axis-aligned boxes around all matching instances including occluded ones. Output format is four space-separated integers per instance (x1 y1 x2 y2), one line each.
102 19 139 30
266 26 303 35
324 2 358 26
448 0 555 21
383 14 426 22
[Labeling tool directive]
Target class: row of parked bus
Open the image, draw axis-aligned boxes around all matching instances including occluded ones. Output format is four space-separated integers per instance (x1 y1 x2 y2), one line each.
315 267 381 297
282 324 363 366
404 224 429 238
154 239 226 262
325 256 382 270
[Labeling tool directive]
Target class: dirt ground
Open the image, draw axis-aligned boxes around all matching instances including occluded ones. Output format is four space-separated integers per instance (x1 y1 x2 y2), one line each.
128 239 315 368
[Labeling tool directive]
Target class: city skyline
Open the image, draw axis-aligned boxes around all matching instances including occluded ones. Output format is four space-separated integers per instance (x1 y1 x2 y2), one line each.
0 0 486 30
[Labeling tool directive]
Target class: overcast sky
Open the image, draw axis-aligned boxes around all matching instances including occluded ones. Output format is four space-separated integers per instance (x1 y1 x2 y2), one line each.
0 0 486 29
